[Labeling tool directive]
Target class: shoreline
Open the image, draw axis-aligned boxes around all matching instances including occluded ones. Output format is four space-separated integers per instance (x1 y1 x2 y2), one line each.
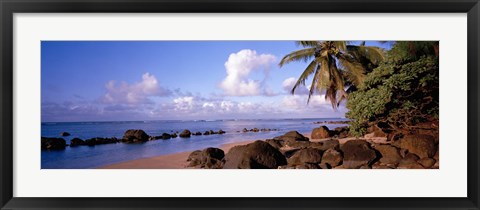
98 139 257 169
97 132 390 169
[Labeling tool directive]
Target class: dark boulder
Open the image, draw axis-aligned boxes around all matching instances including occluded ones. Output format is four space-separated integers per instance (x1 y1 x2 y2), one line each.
223 140 287 169
320 148 343 168
397 153 424 169
69 138 85 147
332 126 350 138
287 148 323 167
418 157 436 168
273 131 310 149
372 144 402 166
311 126 331 139
310 139 340 151
340 140 377 169
392 134 436 158
187 147 225 169
275 131 309 142
171 133 178 138
265 139 284 150
122 129 149 143
161 133 172 140
218 129 226 134
366 125 388 138
41 137 66 150
85 137 119 146
60 132 71 137
179 130 192 138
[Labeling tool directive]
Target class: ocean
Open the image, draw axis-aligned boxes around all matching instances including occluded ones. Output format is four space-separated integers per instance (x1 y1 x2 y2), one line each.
41 118 348 169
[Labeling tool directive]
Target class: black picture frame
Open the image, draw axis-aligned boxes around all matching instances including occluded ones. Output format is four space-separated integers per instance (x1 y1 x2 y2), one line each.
1 0 479 209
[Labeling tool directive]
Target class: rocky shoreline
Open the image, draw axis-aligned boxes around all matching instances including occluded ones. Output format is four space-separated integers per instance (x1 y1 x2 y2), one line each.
42 125 439 169
41 127 279 149
186 127 439 169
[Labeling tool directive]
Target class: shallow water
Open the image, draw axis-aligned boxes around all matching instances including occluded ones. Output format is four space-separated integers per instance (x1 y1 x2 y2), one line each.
41 118 347 169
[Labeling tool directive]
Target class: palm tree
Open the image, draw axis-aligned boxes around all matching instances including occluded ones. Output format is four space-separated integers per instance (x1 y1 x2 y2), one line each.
279 41 384 109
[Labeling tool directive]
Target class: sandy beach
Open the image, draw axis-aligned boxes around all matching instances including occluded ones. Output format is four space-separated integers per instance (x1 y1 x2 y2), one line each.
99 139 256 169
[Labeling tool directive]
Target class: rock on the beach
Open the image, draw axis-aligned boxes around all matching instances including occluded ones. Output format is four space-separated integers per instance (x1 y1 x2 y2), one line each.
277 131 309 142
340 140 377 169
273 131 310 149
365 125 388 138
122 129 149 143
265 139 284 150
287 148 323 167
372 144 402 165
187 147 225 169
397 153 424 169
392 134 436 158
310 139 340 151
60 132 71 137
179 130 192 138
223 140 287 169
69 138 85 147
332 126 350 138
41 137 67 150
320 148 343 168
311 126 331 139
417 157 436 168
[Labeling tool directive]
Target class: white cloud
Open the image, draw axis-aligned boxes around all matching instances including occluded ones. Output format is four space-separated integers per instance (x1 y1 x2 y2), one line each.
282 77 310 95
102 73 170 105
173 96 194 111
219 49 276 96
281 94 329 110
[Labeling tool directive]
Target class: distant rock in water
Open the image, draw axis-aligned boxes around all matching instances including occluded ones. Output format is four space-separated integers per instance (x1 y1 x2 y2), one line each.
171 133 178 138
179 130 191 138
85 137 119 146
218 129 226 134
60 132 71 137
313 120 350 125
41 137 66 150
69 138 85 147
122 129 149 143
223 140 287 169
193 132 202 136
187 147 225 169
160 133 172 140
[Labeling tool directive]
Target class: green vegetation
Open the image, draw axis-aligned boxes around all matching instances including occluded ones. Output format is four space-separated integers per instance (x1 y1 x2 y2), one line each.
346 41 439 136
280 41 439 137
279 41 384 109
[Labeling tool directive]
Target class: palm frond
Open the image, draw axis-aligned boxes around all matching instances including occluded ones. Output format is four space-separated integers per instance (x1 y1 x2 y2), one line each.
337 54 365 86
279 47 316 67
291 60 318 95
295 41 321 48
333 41 347 52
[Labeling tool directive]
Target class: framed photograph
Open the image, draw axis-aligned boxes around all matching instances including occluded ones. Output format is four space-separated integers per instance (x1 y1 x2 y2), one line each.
1 0 479 209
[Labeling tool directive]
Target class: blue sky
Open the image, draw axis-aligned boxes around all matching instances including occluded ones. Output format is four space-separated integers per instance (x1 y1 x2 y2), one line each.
41 41 390 122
